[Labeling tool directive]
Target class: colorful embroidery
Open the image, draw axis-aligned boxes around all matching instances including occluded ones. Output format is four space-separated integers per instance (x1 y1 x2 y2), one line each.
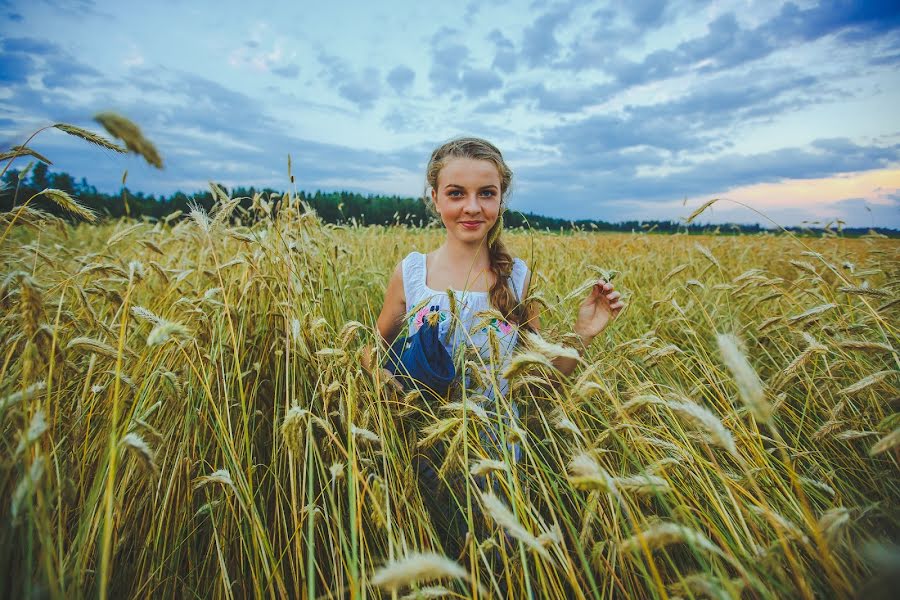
482 317 514 336
410 304 449 331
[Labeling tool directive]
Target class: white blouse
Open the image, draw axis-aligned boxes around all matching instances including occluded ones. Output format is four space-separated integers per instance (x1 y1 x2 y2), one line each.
400 251 529 400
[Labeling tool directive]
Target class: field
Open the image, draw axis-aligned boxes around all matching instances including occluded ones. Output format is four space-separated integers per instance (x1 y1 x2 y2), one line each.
1 197 898 599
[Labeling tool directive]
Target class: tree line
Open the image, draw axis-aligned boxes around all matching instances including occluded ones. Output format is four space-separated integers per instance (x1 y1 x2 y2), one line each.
2 163 895 237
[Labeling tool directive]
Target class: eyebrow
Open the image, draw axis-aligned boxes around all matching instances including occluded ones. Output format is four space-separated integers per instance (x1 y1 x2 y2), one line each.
444 183 499 190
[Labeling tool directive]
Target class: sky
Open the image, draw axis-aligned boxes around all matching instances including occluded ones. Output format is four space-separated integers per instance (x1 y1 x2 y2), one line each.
1 0 899 228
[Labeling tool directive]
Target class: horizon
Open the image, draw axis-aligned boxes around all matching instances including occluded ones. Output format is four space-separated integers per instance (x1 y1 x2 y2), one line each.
1 0 899 228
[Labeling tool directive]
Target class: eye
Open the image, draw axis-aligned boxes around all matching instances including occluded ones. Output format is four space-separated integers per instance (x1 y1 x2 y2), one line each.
447 189 463 198
480 189 497 198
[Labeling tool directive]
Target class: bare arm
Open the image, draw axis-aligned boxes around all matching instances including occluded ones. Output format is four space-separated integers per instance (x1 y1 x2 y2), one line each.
375 262 407 346
363 262 407 374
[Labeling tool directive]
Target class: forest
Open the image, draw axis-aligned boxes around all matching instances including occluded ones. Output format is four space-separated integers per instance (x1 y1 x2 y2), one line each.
4 163 891 236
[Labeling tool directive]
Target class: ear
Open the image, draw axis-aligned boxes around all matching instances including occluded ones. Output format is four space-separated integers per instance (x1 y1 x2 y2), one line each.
431 188 439 213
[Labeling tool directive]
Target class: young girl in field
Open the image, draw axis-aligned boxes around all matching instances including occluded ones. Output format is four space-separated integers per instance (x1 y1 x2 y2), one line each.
373 137 624 555
376 136 623 407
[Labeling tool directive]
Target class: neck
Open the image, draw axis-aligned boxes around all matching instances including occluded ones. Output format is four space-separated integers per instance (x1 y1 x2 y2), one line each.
438 235 491 270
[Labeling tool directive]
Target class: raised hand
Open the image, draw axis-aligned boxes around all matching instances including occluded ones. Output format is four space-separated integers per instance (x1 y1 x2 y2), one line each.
574 279 624 343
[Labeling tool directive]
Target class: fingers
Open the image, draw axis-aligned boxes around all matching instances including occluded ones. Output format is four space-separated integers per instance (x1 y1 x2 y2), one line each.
593 279 626 313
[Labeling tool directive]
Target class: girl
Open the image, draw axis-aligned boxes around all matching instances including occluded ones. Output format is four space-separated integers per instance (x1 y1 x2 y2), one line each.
373 136 624 557
375 136 624 398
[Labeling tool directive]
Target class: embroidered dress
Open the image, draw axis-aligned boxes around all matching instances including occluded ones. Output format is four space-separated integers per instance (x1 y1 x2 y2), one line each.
401 251 528 461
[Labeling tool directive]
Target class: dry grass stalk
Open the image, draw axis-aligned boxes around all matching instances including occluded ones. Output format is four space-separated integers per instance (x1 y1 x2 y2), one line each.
39 189 97 222
613 473 671 495
667 398 738 457
120 432 159 476
15 409 48 456
685 198 719 223
146 320 190 346
837 370 896 396
551 409 585 441
399 586 455 599
479 492 551 560
620 521 723 556
1 145 53 164
619 394 665 415
694 243 720 267
470 459 509 476
869 428 900 456
0 380 46 410
369 552 468 591
194 469 236 492
53 123 126 153
786 303 836 324
501 350 555 380
818 508 851 543
94 112 163 168
717 333 771 422
11 455 46 520
351 425 381 445
749 505 809 544
668 573 733 600
838 286 891 299
838 340 895 353
568 452 616 493
522 330 580 361
441 400 489 422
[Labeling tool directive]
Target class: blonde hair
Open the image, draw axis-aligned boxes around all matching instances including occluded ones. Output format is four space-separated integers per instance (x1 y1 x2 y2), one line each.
425 137 527 326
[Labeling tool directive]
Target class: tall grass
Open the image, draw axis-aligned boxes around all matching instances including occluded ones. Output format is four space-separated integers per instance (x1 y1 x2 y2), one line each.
0 192 897 598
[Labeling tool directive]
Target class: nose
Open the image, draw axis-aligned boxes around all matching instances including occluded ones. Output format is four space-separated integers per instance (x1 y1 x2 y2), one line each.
462 193 481 214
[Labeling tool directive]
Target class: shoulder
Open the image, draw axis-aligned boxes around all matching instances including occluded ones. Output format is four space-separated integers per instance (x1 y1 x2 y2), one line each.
400 251 426 277
510 257 530 298
401 251 425 269
511 256 529 281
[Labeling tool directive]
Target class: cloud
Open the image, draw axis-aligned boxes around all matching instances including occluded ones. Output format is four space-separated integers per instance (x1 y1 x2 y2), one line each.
622 0 668 28
567 2 900 89
386 65 415 94
318 53 380 109
538 69 823 160
0 47 35 84
521 3 571 67
768 1 900 43
512 139 900 227
490 29 518 73
460 69 503 98
1 56 426 198
271 63 299 78
428 30 503 100
428 30 469 94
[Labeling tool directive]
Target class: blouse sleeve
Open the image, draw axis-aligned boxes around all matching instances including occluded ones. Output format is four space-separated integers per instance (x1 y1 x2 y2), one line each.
400 252 425 312
510 258 529 302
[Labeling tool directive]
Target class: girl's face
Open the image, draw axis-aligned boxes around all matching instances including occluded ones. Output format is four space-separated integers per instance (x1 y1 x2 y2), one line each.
431 157 502 245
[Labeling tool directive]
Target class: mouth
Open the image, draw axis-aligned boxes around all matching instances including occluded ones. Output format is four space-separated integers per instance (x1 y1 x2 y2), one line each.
460 221 484 229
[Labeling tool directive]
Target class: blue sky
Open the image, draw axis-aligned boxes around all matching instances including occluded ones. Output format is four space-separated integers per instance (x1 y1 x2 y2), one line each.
1 0 899 227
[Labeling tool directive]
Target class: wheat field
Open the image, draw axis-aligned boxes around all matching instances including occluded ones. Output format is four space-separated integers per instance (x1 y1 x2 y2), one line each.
1 194 898 599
